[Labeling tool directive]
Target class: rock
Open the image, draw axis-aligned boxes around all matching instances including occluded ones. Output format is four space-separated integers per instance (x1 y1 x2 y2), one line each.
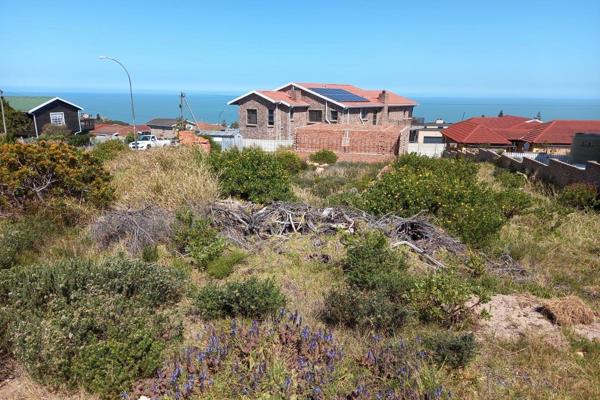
575 351 585 358
572 321 600 342
473 294 567 347
315 167 325 175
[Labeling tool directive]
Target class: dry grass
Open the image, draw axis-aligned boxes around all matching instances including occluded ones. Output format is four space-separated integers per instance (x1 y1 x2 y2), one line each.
106 146 219 210
539 296 596 326
451 334 600 400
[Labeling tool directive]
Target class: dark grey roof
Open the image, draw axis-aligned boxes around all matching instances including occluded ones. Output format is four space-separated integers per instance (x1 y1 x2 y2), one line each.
146 118 179 127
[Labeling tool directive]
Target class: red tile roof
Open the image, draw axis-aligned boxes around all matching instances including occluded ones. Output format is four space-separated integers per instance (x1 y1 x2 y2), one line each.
296 82 417 107
91 123 149 136
256 90 310 106
229 82 416 108
195 121 223 131
441 120 512 145
442 116 600 146
519 120 600 144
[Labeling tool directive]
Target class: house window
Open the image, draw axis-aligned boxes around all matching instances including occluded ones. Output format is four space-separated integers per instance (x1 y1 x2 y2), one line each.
372 110 378 125
50 112 65 126
360 109 368 121
409 130 418 143
247 109 257 125
290 108 294 121
423 136 444 144
268 109 274 126
330 110 338 122
308 110 323 123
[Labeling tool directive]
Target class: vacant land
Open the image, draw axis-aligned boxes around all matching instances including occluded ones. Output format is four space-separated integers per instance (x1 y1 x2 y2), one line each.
1 142 599 400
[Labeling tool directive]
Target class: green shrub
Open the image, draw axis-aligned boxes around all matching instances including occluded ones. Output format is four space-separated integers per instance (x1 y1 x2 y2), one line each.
323 287 411 332
209 147 295 203
558 183 599 210
173 210 225 269
2 258 184 398
426 332 477 368
66 133 91 147
194 278 286 319
494 169 526 189
410 269 481 325
91 139 129 162
206 249 247 279
356 154 509 247
141 244 159 263
274 149 306 175
0 141 114 210
342 230 406 290
494 189 533 218
309 149 338 164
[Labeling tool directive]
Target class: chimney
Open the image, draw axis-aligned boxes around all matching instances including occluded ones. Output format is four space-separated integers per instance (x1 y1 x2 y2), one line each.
379 90 389 124
292 87 302 101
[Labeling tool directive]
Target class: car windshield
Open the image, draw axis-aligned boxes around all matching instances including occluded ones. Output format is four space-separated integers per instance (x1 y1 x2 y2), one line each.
138 136 151 141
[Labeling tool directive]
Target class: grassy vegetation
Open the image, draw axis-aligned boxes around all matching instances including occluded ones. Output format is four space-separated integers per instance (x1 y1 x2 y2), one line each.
1 146 599 399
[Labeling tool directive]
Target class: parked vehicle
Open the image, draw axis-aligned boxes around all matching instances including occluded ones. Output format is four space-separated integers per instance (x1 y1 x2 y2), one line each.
129 134 175 150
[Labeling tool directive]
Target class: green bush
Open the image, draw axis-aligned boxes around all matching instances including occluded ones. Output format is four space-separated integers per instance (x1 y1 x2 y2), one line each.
209 147 295 203
0 141 114 210
309 149 338 164
494 169 526 189
558 183 599 210
141 244 159 263
91 139 129 162
356 154 511 247
342 230 406 290
323 287 411 332
194 278 286 319
494 189 533 218
206 249 247 279
426 332 477 368
173 210 225 269
66 133 91 147
274 149 306 175
410 269 481 325
1 258 184 398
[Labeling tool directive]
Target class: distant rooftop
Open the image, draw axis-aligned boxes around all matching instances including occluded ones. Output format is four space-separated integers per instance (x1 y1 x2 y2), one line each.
6 96 53 112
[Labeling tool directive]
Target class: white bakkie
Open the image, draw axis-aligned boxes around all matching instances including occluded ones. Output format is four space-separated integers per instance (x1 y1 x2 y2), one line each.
129 134 175 150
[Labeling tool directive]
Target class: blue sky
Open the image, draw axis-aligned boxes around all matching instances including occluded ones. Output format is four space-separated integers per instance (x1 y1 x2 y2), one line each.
1 0 599 98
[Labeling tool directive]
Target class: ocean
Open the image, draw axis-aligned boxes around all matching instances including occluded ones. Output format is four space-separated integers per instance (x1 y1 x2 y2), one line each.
6 91 600 125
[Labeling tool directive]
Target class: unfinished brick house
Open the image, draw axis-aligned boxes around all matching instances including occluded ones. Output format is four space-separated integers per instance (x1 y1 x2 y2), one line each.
228 82 416 159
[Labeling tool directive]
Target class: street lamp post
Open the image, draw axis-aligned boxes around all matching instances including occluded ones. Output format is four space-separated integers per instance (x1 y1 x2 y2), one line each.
0 88 7 136
99 56 137 140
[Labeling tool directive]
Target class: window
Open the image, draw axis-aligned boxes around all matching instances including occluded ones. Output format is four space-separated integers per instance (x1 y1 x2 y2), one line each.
423 136 444 144
409 130 418 143
330 110 338 122
247 109 257 125
308 110 323 123
360 109 368 121
290 108 294 121
372 110 378 125
49 112 65 126
268 109 274 126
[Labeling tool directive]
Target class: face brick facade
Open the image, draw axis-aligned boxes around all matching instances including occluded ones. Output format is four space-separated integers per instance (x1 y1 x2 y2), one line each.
229 82 416 161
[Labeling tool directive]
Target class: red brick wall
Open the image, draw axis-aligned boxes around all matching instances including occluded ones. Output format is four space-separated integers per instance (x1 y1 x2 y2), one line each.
295 123 410 163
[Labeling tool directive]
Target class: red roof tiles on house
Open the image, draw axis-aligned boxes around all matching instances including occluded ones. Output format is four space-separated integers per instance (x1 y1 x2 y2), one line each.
256 90 310 106
91 123 150 136
296 83 417 107
441 119 512 145
519 120 600 144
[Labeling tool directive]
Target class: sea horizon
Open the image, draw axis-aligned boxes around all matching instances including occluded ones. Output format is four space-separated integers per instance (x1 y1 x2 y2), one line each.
4 89 600 125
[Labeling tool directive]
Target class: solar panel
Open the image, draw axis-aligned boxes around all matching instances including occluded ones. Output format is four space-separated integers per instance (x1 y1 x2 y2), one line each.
309 88 369 102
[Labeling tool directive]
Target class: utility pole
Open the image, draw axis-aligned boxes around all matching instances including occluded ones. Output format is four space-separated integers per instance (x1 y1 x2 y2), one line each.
0 88 7 136
99 56 137 140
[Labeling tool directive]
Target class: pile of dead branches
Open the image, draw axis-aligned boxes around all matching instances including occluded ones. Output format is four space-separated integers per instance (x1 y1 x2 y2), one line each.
90 207 174 254
207 200 464 260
